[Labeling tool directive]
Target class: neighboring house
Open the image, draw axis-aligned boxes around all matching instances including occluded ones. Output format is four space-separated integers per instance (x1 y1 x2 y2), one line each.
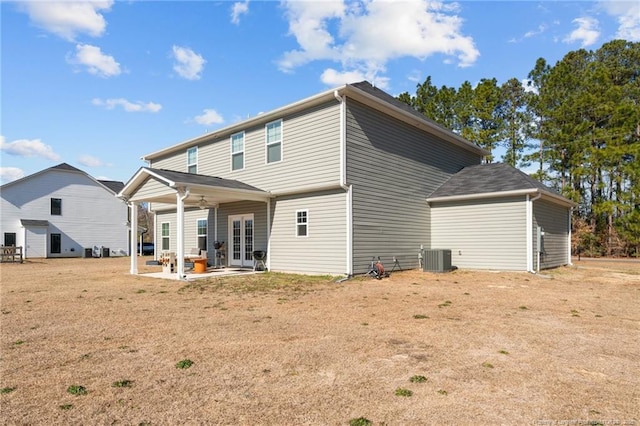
118 81 575 278
0 163 129 258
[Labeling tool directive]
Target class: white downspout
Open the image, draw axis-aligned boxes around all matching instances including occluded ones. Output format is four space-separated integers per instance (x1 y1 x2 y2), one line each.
129 201 138 274
334 90 352 276
567 207 573 266
176 187 190 279
527 192 542 273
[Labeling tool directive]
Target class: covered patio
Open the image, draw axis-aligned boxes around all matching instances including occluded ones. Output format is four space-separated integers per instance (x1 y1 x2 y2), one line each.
118 167 271 280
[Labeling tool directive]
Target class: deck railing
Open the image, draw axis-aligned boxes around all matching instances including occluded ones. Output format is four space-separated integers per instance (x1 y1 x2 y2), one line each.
0 246 23 263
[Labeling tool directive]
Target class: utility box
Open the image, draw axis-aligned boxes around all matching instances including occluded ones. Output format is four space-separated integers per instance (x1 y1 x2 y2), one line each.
84 248 93 258
102 247 110 257
422 249 452 273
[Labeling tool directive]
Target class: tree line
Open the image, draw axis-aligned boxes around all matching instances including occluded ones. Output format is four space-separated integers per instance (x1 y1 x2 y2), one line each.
397 40 640 257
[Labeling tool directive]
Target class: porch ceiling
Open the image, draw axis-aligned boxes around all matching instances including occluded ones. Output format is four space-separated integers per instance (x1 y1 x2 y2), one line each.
119 167 270 207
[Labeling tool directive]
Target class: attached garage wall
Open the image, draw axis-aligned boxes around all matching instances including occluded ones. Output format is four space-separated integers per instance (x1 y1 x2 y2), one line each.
533 199 570 269
430 196 527 270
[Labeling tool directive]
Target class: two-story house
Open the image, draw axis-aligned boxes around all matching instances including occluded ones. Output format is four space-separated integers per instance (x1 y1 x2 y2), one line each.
1 163 129 258
118 81 575 278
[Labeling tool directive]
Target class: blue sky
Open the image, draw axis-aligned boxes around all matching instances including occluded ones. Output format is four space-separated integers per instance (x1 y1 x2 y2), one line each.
2 0 638 184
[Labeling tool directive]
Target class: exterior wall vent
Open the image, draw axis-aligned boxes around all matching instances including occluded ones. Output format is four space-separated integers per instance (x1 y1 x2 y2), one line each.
422 249 452 273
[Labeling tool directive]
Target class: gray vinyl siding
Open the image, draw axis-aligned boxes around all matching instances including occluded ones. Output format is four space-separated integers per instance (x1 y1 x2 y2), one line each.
430 197 527 270
132 178 168 200
150 101 341 193
346 99 482 274
268 189 347 275
533 199 570 269
217 200 269 259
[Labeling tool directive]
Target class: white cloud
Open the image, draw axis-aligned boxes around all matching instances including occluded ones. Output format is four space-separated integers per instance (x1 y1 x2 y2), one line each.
0 167 25 184
231 1 250 25
92 98 162 112
172 46 206 80
279 0 479 85
0 136 61 161
68 43 121 77
193 109 224 126
78 154 104 167
601 1 640 41
321 68 389 89
564 17 600 47
524 23 548 39
19 1 113 41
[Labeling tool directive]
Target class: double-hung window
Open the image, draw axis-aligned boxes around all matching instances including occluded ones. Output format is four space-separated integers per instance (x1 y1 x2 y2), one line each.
231 132 244 171
187 147 197 174
51 198 62 215
265 119 282 163
197 219 207 251
161 222 170 251
296 210 308 237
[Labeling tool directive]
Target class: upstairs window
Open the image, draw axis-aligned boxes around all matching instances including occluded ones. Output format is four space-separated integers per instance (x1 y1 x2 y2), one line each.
296 209 308 237
51 198 62 215
265 119 282 163
187 147 198 174
231 132 244 171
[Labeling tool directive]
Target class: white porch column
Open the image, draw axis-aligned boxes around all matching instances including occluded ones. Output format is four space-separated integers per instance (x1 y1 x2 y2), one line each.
129 201 138 274
266 198 271 271
176 188 187 279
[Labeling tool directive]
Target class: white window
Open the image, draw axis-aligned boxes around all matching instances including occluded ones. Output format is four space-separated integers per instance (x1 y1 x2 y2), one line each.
296 209 308 237
187 147 197 174
231 132 244 171
197 219 207 251
161 222 170 251
265 119 282 164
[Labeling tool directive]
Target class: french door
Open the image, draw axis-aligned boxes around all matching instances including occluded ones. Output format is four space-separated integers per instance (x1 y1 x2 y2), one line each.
228 214 254 267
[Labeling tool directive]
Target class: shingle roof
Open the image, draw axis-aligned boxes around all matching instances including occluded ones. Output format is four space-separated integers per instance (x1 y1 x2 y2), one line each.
349 81 458 137
50 163 85 173
429 162 559 198
98 180 125 193
147 168 267 193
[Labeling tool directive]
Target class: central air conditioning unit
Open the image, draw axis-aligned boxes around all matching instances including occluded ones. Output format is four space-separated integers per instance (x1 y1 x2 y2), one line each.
422 249 452 273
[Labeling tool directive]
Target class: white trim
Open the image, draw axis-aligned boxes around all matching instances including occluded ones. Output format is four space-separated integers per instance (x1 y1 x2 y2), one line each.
230 131 245 171
196 217 208 250
567 207 573 266
265 119 283 164
346 185 353 275
186 146 197 174
266 199 271 271
129 202 138 274
271 183 344 197
161 221 171 251
295 209 309 238
427 188 576 208
228 213 255 267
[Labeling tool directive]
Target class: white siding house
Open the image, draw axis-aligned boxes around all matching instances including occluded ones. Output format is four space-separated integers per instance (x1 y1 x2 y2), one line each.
0 163 129 258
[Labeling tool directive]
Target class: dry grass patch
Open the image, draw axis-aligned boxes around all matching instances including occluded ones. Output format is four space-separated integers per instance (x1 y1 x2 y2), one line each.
0 257 638 424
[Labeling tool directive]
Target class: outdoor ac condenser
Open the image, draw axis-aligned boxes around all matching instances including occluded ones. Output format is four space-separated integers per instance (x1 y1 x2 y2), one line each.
422 249 452 273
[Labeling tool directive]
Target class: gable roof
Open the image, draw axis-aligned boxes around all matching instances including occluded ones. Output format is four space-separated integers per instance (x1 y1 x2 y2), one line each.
98 180 125 194
1 163 124 195
427 163 577 207
142 81 488 162
118 167 270 205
